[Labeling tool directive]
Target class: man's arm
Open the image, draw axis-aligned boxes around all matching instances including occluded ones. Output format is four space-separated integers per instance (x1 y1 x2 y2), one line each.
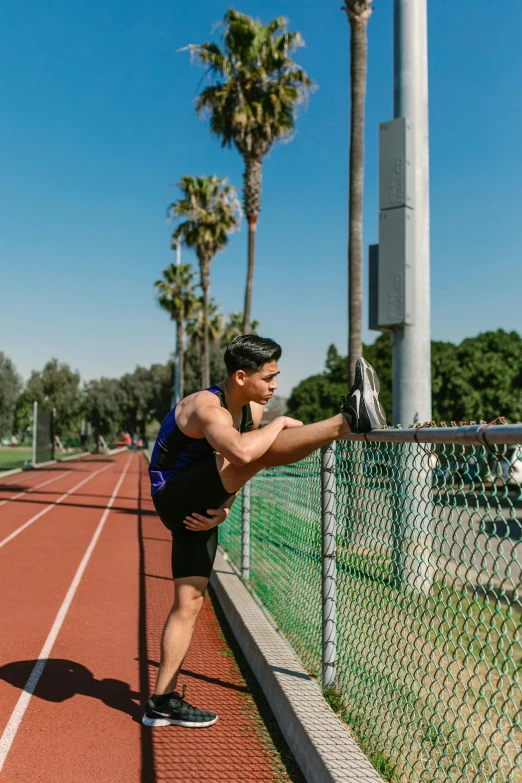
220 491 239 514
198 405 301 466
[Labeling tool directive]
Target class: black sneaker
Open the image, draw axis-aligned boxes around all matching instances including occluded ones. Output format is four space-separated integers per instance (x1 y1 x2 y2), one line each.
142 685 218 728
341 358 387 433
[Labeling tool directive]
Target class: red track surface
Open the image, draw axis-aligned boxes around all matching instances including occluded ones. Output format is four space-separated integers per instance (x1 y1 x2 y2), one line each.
0 453 301 782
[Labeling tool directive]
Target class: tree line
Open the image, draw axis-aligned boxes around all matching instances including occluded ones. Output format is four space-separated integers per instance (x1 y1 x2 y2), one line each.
286 329 522 425
0 311 258 443
2 328 520 442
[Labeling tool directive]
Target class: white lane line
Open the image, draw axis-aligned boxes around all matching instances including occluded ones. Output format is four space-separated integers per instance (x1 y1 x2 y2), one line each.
0 453 134 772
0 461 116 550
0 471 72 509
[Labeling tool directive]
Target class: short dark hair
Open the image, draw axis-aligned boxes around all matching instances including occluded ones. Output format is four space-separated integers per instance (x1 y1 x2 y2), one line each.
224 335 282 375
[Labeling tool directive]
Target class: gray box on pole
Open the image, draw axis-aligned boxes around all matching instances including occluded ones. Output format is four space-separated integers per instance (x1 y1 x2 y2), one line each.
378 208 415 327
379 118 415 211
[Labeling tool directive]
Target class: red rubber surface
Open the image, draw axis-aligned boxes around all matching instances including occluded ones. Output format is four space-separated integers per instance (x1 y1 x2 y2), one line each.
0 453 300 782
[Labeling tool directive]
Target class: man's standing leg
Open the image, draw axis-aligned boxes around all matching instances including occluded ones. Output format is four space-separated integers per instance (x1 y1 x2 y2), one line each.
143 575 218 727
154 577 207 696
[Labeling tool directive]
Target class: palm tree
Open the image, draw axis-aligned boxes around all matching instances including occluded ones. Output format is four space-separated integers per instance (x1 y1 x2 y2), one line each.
154 262 198 402
223 311 260 344
185 9 314 334
342 0 373 385
186 296 225 386
168 175 241 387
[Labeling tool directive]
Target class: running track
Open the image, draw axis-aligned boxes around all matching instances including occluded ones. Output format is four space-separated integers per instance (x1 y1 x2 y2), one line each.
0 453 304 782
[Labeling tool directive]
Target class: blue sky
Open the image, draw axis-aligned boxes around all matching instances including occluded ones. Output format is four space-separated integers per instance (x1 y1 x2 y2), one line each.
1 0 521 397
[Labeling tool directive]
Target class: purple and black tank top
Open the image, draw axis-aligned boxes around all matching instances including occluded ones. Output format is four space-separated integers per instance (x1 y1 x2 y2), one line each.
149 385 253 496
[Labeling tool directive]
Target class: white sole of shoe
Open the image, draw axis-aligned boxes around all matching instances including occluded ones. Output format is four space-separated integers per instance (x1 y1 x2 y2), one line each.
360 358 386 430
142 714 218 728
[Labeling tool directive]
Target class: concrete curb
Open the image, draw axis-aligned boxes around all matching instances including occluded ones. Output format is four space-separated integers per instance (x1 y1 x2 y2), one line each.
0 467 23 479
107 446 133 456
211 548 384 783
30 459 57 469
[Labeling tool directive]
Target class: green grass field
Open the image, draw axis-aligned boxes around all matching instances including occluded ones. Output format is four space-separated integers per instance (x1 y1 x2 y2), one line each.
0 448 32 472
0 448 87 473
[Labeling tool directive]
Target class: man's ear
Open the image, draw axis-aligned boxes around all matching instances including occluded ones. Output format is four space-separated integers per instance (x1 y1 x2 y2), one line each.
235 370 246 386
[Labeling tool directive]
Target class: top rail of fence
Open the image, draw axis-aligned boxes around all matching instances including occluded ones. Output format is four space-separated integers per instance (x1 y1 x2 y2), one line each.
342 422 522 445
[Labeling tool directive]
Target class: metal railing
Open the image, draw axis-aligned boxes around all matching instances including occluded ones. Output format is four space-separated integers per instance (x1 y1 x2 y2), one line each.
219 424 522 783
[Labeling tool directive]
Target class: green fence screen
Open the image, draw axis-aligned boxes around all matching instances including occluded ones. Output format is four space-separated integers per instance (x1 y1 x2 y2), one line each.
219 439 522 783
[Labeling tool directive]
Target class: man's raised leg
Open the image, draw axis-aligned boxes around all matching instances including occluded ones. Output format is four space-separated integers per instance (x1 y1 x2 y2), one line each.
217 413 349 494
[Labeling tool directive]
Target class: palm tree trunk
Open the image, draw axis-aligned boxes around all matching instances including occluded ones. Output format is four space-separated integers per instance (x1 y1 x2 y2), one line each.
200 260 211 388
177 318 185 399
347 11 370 385
244 216 257 334
200 343 205 389
243 157 262 334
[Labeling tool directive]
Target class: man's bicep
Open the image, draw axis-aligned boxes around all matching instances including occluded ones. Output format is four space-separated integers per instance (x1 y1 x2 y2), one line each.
199 407 245 464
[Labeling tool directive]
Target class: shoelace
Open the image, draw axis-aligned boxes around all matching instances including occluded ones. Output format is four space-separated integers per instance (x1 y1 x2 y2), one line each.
175 684 197 710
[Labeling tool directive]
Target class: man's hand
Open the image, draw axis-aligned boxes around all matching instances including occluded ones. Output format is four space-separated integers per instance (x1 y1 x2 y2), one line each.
183 508 227 531
277 416 304 429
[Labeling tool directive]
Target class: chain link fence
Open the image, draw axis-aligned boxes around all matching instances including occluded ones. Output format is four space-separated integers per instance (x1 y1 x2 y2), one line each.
219 425 522 783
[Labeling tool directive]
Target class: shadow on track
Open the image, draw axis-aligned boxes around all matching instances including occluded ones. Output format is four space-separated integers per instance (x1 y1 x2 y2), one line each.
0 659 141 720
136 656 250 694
0 495 157 516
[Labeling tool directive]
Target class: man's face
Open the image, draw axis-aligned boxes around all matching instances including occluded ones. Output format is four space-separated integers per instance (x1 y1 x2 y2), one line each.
241 360 280 405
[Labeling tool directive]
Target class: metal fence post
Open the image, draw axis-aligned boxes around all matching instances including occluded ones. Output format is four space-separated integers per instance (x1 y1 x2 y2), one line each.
32 401 37 468
241 481 251 581
321 442 337 689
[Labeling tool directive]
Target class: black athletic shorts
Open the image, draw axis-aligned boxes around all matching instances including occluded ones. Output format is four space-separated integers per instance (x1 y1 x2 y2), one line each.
152 455 233 579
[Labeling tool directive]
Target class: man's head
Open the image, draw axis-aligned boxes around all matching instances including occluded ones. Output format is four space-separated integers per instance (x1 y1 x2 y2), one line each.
224 335 281 405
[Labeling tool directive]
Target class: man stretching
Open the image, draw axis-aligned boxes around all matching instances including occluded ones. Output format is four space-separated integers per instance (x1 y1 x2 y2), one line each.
143 335 386 728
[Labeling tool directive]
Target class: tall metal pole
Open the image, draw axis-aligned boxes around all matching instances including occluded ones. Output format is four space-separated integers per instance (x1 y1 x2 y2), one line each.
390 1 434 596
392 0 431 426
172 241 181 408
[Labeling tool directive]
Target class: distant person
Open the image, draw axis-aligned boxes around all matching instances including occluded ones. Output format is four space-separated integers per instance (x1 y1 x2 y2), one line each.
97 435 107 452
143 335 386 729
80 433 88 451
124 432 132 449
132 433 139 452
